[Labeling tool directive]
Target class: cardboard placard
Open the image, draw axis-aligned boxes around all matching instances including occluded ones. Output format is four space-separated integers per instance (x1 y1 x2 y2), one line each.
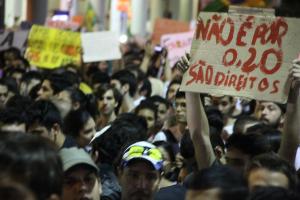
180 9 300 103
161 31 194 68
0 30 29 53
25 25 81 69
152 18 190 45
81 31 121 62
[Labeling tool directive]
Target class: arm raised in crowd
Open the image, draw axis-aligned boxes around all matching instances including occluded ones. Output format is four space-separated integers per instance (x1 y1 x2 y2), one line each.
279 60 300 165
178 55 216 170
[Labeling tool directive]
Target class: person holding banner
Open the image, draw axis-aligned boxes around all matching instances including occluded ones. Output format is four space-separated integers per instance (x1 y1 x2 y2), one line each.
177 54 300 187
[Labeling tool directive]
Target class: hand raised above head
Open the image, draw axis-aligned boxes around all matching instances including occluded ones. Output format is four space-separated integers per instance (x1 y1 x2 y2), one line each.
290 59 300 81
176 53 191 74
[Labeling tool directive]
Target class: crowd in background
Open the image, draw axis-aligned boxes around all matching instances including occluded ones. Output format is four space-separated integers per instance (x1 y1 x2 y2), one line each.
0 33 299 200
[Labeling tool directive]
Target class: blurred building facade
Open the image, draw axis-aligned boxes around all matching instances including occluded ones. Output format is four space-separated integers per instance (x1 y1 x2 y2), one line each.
3 0 298 36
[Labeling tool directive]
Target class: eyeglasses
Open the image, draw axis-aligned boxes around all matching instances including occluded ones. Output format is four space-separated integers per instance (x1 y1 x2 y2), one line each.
123 145 162 162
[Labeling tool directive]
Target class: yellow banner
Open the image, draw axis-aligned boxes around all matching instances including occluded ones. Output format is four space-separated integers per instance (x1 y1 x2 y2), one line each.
25 25 81 69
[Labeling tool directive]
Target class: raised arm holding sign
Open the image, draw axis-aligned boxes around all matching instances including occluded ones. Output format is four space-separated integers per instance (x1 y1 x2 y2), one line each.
179 6 300 170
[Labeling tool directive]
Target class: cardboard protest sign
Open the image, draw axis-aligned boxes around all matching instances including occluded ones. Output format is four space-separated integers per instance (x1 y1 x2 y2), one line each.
81 31 121 62
180 8 300 103
161 31 194 68
25 25 81 69
0 30 29 53
152 18 190 45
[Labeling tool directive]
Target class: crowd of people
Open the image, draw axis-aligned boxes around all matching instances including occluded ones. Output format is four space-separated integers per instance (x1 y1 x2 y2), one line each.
0 33 299 200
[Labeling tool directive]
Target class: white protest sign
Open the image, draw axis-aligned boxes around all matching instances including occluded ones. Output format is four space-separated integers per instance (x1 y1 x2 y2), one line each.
81 31 121 62
161 31 194 67
180 8 300 103
0 30 29 53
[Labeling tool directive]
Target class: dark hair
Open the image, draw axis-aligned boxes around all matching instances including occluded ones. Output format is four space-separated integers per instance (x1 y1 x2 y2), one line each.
153 141 176 163
91 113 147 165
0 132 63 200
148 95 171 110
95 84 122 114
28 83 41 100
25 100 63 131
180 131 195 159
135 99 158 122
276 0 300 18
233 115 262 135
127 66 146 83
63 109 92 138
245 153 298 191
225 133 272 158
275 102 286 114
60 70 80 87
260 101 286 114
205 105 224 133
4 47 21 59
43 73 73 95
6 94 33 111
111 69 137 97
0 107 26 125
186 165 246 191
0 180 36 200
0 77 18 95
139 78 152 98
248 186 300 200
175 91 185 100
91 71 110 86
64 87 87 108
245 124 282 153
21 71 42 84
4 67 26 79
167 78 182 92
84 94 99 120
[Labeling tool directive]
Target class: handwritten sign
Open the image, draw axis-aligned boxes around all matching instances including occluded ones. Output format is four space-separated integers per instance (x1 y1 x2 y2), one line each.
0 30 29 53
81 31 121 63
180 10 300 103
25 25 81 69
152 18 190 45
161 31 194 68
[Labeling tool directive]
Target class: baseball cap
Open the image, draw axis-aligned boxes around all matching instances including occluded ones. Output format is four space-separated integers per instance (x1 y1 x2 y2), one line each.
59 147 98 172
121 141 163 171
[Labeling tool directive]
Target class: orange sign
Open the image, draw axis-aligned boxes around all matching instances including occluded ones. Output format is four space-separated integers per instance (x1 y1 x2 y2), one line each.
152 18 190 45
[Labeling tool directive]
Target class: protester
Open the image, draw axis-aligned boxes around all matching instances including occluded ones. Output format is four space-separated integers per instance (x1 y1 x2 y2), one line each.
185 166 248 200
91 113 148 200
256 101 286 130
26 100 77 148
59 147 101 200
110 69 137 113
135 99 158 139
36 73 73 100
118 141 163 200
63 109 96 148
0 132 63 200
245 153 298 191
95 84 122 129
50 87 87 119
